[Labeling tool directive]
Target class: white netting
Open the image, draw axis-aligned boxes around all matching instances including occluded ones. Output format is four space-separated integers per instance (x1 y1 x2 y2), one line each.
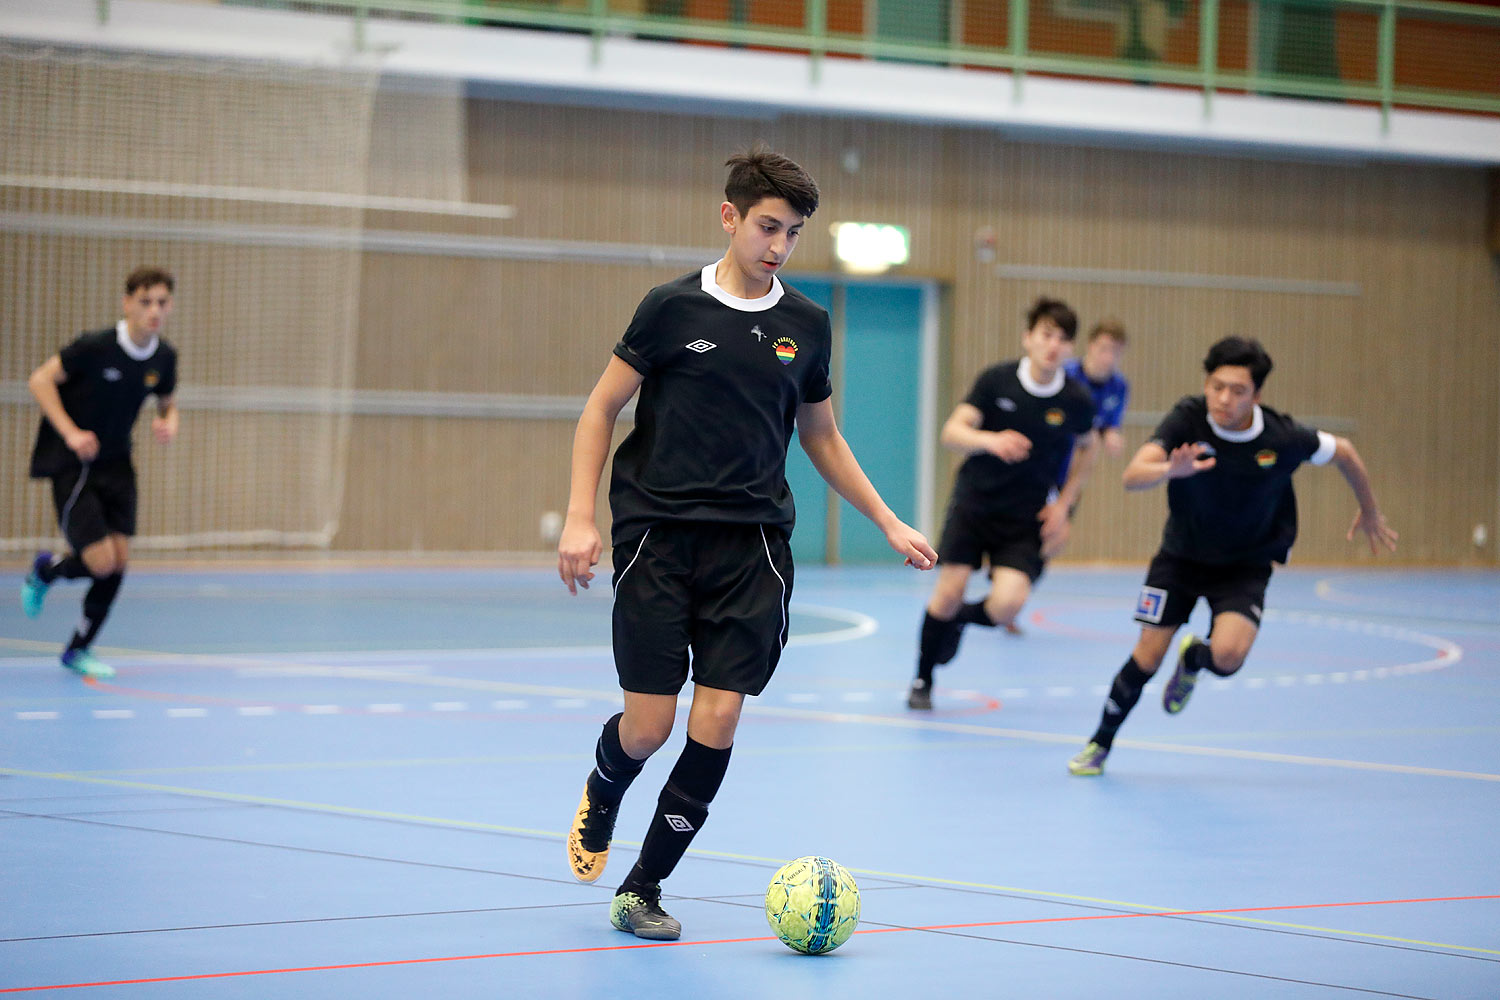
0 43 378 551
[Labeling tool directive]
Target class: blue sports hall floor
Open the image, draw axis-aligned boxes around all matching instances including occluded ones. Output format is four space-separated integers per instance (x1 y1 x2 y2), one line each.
2 561 1497 998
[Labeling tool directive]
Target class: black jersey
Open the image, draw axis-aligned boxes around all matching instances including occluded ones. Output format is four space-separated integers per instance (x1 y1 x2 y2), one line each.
949 359 1095 519
608 265 833 545
30 324 179 478
1151 396 1335 565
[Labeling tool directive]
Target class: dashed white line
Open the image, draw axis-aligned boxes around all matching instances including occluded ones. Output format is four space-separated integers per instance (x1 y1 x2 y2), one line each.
368 703 405 714
303 705 340 715
431 701 468 712
16 711 58 720
491 699 526 710
166 708 208 718
238 706 276 716
92 709 134 719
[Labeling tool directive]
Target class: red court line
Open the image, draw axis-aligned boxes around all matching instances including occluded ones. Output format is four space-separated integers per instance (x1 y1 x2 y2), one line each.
5 893 1495 992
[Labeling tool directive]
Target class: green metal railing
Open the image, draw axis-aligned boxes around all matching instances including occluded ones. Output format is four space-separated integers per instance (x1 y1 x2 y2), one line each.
104 0 1500 125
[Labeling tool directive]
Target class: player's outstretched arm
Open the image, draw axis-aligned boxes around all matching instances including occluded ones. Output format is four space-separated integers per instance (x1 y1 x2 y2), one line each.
1122 441 1215 491
558 357 644 595
796 398 936 570
28 355 98 461
1330 436 1398 555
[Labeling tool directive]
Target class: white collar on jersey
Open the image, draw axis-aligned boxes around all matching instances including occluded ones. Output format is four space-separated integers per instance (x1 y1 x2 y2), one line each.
700 262 784 313
1208 404 1265 442
1017 357 1065 398
116 320 159 362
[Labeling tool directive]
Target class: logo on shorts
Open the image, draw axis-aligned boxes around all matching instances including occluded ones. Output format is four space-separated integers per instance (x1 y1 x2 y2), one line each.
686 340 717 353
1135 586 1167 624
1255 449 1277 468
1045 408 1065 427
102 367 122 382
143 370 160 388
664 814 695 833
772 337 797 365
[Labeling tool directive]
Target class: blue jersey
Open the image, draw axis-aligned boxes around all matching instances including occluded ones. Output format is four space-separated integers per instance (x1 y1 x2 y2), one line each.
1064 358 1129 431
1056 359 1130 486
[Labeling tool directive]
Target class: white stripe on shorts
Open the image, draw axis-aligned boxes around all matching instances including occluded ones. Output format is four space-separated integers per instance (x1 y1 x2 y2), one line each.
759 526 789 649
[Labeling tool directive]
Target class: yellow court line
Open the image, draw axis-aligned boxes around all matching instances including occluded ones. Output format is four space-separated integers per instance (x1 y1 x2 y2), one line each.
4 765 1495 957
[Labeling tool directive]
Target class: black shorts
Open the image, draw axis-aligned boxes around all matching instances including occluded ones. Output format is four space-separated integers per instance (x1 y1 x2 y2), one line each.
1133 551 1273 630
50 460 137 552
936 504 1045 582
611 521 794 697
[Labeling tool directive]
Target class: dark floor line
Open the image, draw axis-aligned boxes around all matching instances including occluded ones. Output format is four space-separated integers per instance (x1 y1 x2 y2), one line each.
891 926 1441 999
844 882 1500 964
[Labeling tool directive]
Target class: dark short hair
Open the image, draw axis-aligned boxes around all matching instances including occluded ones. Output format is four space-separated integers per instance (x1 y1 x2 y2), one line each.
125 267 175 295
724 144 819 219
1026 296 1078 341
1089 318 1127 346
1203 336 1273 389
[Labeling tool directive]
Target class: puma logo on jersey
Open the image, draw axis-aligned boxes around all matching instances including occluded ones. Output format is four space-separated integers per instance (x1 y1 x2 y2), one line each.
751 325 765 341
997 397 1018 412
686 340 717 353
102 368 122 382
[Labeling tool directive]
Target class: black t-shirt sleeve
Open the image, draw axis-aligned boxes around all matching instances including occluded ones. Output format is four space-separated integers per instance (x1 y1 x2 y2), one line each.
802 311 833 404
613 288 673 376
57 333 101 380
156 349 178 398
962 368 995 411
1287 419 1322 462
1149 398 1199 451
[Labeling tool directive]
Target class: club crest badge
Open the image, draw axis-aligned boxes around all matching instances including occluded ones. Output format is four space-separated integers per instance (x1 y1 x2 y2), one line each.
772 337 797 365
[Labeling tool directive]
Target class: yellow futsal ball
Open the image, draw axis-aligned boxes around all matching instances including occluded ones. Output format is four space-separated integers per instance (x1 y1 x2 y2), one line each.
764 855 860 955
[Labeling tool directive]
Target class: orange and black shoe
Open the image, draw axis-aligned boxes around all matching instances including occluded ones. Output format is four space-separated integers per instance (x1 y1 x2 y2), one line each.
567 779 617 883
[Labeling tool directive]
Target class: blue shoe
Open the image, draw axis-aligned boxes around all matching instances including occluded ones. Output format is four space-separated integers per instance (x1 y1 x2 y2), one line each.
61 648 115 679
21 551 52 618
1162 633 1202 715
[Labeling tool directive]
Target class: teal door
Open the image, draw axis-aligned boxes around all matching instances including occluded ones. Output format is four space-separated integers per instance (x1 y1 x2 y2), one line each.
784 279 833 565
837 284 923 563
782 278 926 565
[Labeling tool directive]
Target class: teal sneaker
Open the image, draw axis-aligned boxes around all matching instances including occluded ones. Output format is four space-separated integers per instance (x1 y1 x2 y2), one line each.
1067 741 1109 776
610 885 681 940
61 648 115 679
21 551 52 618
1162 633 1202 715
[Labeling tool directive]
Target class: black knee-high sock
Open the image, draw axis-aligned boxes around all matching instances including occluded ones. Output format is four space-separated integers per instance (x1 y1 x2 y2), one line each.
587 713 646 809
956 600 996 627
1180 639 1215 676
620 736 732 893
66 572 123 652
1088 657 1150 749
39 554 90 584
916 612 964 685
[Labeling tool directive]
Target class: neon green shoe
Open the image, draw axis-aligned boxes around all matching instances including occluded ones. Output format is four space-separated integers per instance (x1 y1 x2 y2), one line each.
610 885 681 940
1162 633 1202 715
61 648 115 679
21 552 52 618
1067 741 1109 776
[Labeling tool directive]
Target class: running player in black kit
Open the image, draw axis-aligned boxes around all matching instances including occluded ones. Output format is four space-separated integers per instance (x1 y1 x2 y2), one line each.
906 297 1098 710
21 267 180 679
1067 336 1397 776
556 146 936 940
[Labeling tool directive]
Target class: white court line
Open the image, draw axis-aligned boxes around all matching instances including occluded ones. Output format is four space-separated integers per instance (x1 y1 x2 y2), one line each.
166 708 208 718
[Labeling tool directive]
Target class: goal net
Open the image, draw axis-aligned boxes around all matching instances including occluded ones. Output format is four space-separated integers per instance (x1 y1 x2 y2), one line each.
0 42 378 553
